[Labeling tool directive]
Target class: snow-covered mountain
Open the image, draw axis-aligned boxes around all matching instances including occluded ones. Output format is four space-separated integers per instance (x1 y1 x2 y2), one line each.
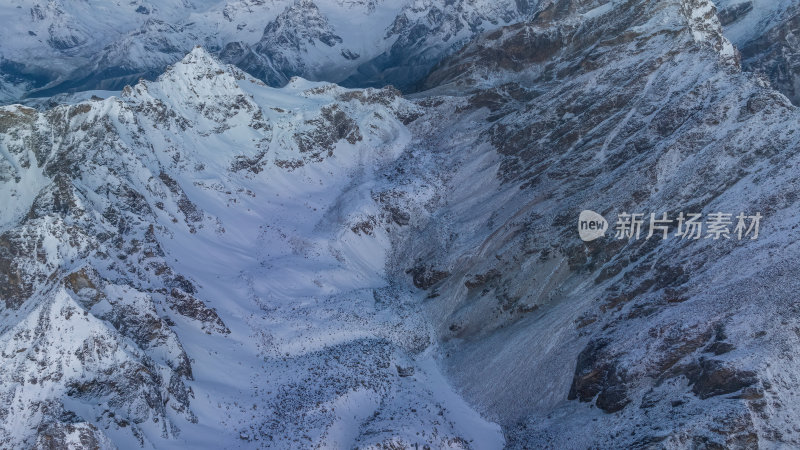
0 0 531 103
5 0 800 448
227 0 530 91
0 46 506 448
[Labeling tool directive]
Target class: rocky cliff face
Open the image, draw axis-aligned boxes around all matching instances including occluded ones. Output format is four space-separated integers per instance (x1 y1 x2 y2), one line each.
404 0 800 446
715 0 800 105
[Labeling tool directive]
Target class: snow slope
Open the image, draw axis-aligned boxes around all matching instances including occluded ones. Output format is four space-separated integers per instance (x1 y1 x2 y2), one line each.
0 47 503 448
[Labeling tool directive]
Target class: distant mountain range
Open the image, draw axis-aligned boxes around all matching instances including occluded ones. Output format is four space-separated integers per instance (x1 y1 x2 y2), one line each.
0 0 530 102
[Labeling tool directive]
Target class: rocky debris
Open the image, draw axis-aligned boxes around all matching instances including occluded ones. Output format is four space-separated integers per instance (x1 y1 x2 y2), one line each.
464 269 502 290
406 265 450 290
230 150 269 174
168 289 230 335
567 339 630 413
293 104 363 162
396 365 415 377
687 359 758 399
158 172 203 229
63 268 105 308
34 422 113 450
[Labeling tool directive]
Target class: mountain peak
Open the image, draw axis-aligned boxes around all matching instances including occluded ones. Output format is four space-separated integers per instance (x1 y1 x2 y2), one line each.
123 46 250 104
169 46 230 79
183 45 221 66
